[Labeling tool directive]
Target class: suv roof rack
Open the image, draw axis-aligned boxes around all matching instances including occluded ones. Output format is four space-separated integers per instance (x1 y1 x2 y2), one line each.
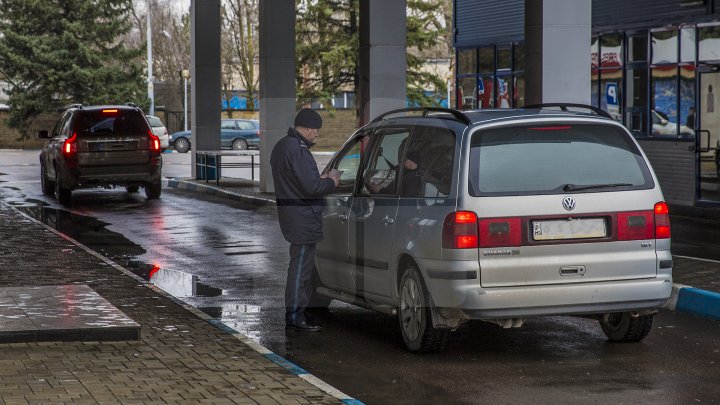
370 107 471 126
125 102 138 108
523 103 612 119
66 103 83 110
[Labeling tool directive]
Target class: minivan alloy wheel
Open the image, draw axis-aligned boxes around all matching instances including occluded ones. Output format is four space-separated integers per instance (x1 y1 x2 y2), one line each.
232 139 248 150
398 265 450 352
400 278 423 342
174 138 190 153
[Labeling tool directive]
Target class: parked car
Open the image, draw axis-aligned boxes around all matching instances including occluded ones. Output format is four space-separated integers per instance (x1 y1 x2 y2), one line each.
38 104 163 204
313 105 672 352
170 118 260 153
146 115 170 150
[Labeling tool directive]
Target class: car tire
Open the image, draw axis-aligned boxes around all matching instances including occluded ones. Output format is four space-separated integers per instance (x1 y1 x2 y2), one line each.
232 139 248 150
54 169 71 205
40 163 55 195
126 185 140 193
398 263 451 353
599 312 653 342
175 137 190 153
145 180 162 199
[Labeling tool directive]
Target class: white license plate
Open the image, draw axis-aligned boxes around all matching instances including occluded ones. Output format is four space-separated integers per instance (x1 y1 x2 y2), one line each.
532 218 607 241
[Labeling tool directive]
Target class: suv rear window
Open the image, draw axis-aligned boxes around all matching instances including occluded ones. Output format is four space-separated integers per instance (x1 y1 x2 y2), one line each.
468 123 654 196
74 109 150 136
146 116 163 127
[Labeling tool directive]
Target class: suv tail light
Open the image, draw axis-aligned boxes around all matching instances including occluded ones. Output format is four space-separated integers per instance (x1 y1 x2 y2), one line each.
478 217 522 248
63 132 78 159
443 211 478 249
654 202 671 239
617 202 670 240
148 130 161 154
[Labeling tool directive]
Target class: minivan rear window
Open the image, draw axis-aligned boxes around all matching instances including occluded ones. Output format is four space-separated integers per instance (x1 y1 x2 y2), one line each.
468 123 654 196
74 109 150 137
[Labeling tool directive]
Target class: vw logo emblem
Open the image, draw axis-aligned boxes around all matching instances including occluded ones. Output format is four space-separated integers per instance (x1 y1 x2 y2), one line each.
562 197 576 211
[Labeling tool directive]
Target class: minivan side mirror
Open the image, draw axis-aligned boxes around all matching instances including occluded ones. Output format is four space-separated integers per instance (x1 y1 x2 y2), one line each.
37 130 50 139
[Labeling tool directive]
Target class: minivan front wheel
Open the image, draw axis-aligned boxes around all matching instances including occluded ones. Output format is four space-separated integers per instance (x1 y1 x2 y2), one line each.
599 312 653 342
398 264 450 353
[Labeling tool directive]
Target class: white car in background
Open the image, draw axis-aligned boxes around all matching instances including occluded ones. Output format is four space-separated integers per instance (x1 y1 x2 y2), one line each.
651 110 694 138
146 115 170 150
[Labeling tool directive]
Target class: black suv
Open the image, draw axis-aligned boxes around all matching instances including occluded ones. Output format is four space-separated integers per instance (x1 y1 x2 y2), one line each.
38 104 163 205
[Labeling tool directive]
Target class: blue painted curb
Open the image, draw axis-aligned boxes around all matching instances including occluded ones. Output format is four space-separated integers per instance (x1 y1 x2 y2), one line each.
676 287 720 321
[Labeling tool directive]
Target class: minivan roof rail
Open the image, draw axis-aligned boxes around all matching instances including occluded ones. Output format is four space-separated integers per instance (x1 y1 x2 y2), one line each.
370 107 472 126
523 103 612 119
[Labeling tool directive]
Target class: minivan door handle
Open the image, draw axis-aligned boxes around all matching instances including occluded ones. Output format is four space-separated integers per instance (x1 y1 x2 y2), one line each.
560 266 586 276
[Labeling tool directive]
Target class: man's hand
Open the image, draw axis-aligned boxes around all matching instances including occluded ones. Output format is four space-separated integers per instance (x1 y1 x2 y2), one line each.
327 169 342 187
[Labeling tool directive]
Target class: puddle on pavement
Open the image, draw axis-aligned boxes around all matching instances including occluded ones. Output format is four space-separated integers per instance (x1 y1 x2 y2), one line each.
15 201 223 299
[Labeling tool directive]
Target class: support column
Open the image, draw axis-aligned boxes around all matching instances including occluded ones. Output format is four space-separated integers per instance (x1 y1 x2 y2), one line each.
190 0 222 178
358 0 407 125
259 0 296 193
525 0 591 105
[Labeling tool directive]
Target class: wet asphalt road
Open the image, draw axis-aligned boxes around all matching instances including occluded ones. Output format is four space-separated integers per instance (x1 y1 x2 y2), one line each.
1 149 720 404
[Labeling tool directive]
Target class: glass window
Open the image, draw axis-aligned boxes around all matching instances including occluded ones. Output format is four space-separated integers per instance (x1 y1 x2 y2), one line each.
236 120 255 130
496 75 512 108
74 110 149 137
478 74 495 108
514 43 525 72
331 137 365 194
458 76 477 109
681 26 696 63
458 49 477 75
628 34 648 62
699 24 720 61
600 68 623 121
362 128 411 196
679 64 696 136
468 124 654 196
652 29 678 64
497 47 511 70
221 120 236 130
478 47 494 72
514 74 525 108
591 36 599 69
651 66 678 137
401 126 456 198
601 34 623 68
624 68 649 133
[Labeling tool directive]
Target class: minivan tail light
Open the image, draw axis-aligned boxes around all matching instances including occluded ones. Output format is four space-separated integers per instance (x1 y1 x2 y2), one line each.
654 202 671 239
478 217 522 248
148 130 161 153
443 211 478 249
63 132 78 159
617 211 654 241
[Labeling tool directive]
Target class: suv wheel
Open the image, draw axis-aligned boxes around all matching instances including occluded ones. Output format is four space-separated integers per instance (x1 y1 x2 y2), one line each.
145 180 162 199
174 137 190 153
54 169 71 205
40 163 55 195
398 264 450 353
599 312 653 342
232 139 248 150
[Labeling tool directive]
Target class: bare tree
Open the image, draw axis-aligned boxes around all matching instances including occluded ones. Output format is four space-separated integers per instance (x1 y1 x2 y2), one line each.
223 0 259 111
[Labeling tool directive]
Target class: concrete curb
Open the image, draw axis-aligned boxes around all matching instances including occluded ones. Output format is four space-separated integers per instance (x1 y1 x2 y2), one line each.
164 178 276 206
5 202 363 405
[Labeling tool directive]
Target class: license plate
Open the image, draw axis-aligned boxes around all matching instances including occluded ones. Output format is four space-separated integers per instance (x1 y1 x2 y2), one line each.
532 218 606 241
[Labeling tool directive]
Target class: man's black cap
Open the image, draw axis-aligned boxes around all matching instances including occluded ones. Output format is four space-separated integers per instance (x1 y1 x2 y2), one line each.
294 108 323 129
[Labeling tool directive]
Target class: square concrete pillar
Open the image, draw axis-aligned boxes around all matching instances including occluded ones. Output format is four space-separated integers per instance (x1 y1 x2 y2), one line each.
525 0 591 105
259 0 296 193
358 0 407 125
190 0 222 177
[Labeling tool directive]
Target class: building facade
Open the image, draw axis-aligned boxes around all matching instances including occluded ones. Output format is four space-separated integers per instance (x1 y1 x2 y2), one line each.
455 0 720 211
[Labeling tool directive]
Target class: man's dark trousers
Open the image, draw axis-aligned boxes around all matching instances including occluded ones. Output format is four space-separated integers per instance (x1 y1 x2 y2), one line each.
285 243 316 324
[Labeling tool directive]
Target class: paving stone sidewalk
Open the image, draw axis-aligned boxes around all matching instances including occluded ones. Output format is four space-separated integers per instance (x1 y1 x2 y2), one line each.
0 203 340 404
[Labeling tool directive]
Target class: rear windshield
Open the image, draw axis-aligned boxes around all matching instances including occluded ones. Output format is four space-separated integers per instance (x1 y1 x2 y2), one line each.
74 109 150 136
146 116 163 127
468 123 654 196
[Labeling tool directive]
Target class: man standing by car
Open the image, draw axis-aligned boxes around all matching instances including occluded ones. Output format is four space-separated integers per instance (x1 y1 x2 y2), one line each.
271 108 341 332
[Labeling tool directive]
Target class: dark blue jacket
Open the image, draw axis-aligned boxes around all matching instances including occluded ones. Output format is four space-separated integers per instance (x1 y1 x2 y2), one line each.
270 128 336 244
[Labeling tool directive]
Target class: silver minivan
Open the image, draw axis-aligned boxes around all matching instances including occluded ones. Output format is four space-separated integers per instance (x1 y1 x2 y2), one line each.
314 105 672 352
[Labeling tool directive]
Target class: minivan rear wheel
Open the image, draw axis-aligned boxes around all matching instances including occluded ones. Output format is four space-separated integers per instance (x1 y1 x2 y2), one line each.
599 312 653 342
398 264 450 353
145 180 162 199
54 170 71 205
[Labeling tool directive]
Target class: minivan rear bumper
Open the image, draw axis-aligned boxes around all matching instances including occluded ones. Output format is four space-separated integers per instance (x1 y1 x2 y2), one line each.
420 259 672 319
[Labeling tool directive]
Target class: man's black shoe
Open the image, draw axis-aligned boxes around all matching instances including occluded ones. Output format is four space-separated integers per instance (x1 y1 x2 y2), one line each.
286 321 322 332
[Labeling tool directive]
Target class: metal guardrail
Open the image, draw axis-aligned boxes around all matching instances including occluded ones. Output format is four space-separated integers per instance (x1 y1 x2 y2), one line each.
195 150 260 186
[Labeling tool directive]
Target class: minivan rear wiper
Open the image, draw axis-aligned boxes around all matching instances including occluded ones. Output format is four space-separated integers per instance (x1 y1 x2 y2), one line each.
563 183 633 192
